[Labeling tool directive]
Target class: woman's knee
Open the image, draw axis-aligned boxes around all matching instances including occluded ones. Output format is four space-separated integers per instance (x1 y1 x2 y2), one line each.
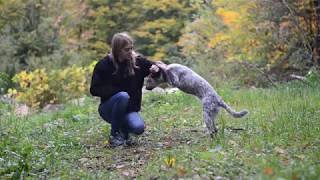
98 103 109 121
126 112 145 135
116 92 129 102
98 91 129 121
132 123 145 135
114 92 129 111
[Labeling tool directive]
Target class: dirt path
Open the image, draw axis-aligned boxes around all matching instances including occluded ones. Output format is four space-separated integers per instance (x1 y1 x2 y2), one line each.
77 128 205 178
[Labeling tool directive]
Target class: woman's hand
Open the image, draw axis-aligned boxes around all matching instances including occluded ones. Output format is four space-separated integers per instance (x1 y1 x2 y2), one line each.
155 61 167 71
149 64 160 73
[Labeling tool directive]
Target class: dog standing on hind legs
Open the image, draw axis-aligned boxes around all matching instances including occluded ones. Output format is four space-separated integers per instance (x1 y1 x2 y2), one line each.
145 62 249 136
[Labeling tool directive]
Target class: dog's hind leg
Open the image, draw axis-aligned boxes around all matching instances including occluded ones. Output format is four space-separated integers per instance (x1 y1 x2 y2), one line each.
202 98 219 136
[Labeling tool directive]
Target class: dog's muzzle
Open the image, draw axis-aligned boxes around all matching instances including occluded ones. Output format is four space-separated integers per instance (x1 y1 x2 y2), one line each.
145 86 154 90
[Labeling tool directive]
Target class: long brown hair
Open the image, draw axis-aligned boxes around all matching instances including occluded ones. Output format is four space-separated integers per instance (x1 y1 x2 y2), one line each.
111 32 139 76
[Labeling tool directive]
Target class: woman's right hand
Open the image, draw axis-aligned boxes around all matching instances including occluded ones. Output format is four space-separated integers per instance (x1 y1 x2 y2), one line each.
149 64 160 73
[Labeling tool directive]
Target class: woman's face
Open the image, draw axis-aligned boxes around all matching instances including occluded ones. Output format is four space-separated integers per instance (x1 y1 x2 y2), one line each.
118 43 133 63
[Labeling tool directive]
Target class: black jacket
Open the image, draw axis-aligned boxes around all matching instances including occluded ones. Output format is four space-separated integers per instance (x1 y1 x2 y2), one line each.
90 55 156 112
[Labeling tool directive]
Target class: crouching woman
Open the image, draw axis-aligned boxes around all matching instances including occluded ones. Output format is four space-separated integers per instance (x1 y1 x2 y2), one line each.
90 32 159 147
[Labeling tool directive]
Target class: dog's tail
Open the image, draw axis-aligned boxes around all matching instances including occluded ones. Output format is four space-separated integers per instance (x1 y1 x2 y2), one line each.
218 100 248 118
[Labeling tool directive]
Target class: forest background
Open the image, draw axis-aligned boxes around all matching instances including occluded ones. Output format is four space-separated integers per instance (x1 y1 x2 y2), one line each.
1 1 320 179
0 0 320 107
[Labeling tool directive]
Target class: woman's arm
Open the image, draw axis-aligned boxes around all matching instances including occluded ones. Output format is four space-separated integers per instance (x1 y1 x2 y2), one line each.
137 56 160 77
89 61 120 99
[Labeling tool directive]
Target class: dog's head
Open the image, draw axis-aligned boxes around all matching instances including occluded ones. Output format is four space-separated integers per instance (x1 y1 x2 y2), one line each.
145 62 168 90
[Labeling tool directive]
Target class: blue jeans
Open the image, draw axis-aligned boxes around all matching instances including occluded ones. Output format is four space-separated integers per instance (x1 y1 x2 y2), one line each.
98 92 145 137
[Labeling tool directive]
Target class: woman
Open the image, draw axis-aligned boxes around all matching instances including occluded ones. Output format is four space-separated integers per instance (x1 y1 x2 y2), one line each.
90 32 160 147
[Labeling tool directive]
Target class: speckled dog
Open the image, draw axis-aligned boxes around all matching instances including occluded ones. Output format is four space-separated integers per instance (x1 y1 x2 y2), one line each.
146 62 248 136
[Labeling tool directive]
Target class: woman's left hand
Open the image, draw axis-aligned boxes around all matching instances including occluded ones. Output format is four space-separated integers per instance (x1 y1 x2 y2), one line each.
149 64 160 73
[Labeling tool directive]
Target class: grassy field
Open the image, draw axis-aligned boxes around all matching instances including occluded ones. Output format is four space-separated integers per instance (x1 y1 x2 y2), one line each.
0 81 320 179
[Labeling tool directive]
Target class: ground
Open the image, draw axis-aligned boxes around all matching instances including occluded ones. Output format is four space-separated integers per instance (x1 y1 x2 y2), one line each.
0 81 320 179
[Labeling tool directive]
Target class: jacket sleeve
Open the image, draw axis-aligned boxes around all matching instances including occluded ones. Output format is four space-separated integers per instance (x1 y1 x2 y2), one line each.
89 61 120 99
138 56 161 78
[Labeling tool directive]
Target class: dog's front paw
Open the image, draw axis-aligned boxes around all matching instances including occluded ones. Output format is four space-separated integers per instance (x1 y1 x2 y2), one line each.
204 128 218 138
209 128 218 138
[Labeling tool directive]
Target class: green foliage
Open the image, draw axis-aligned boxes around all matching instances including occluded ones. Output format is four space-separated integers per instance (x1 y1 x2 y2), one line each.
0 72 13 94
132 0 199 60
306 68 320 84
0 0 318 88
248 0 314 69
12 69 54 108
50 65 91 102
0 141 33 179
0 0 62 73
178 0 318 87
85 0 199 60
0 0 198 73
11 62 96 108
0 0 96 76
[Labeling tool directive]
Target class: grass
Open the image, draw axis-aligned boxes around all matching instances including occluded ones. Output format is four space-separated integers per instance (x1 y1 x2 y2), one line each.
0 81 319 179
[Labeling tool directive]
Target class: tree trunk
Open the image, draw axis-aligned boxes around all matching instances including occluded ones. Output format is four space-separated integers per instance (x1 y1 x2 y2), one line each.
313 0 320 66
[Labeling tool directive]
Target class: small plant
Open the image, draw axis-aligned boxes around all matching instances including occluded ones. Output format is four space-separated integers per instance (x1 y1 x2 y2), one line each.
306 68 320 84
11 61 97 109
0 72 13 95
164 155 176 168
12 69 55 108
0 143 33 179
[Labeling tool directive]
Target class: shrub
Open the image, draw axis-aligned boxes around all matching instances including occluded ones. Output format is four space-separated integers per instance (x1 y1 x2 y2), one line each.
0 72 13 94
11 61 97 109
306 68 320 85
12 69 55 108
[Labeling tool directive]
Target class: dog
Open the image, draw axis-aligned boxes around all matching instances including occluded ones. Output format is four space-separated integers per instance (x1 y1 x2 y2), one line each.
146 62 248 136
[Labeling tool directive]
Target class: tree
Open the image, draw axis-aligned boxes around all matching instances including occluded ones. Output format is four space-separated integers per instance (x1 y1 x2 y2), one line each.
132 0 198 60
313 0 320 66
0 0 62 73
84 0 143 57
0 0 96 75
178 0 319 86
84 0 198 60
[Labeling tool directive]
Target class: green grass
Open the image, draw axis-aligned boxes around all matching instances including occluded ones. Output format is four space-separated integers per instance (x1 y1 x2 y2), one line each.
1 81 320 179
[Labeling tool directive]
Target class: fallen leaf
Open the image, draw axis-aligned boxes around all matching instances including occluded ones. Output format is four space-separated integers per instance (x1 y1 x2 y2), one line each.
79 158 89 164
228 140 238 146
208 145 222 153
263 167 273 175
296 154 305 160
281 158 289 166
275 146 287 155
178 166 187 177
122 170 130 176
291 173 299 180
116 164 126 169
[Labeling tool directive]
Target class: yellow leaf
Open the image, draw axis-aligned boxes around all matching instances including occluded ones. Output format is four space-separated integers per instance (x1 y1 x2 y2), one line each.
177 166 187 177
216 8 240 27
164 157 176 168
208 32 230 48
